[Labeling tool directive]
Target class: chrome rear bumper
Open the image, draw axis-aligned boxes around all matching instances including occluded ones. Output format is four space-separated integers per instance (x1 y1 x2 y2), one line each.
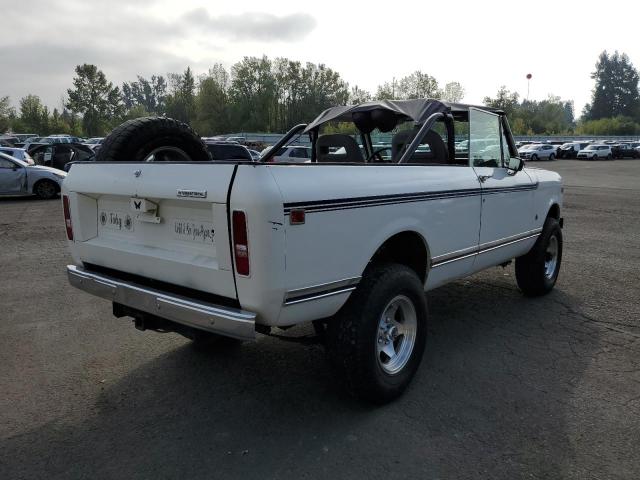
67 265 256 340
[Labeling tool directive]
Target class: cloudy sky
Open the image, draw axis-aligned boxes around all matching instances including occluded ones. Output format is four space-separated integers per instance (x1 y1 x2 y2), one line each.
2 0 638 119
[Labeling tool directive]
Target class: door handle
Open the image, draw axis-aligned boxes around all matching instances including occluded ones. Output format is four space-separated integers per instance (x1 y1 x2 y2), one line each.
478 175 492 183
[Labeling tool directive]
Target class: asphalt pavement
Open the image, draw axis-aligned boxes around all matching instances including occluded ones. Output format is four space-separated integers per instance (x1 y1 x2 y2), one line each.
1 159 639 479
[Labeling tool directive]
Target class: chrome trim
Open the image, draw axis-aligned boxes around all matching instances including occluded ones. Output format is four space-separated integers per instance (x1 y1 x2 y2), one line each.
67 265 256 340
431 229 542 268
284 276 361 305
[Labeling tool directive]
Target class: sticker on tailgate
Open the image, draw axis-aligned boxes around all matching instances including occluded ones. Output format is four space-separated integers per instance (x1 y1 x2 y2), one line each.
173 219 215 244
99 210 133 232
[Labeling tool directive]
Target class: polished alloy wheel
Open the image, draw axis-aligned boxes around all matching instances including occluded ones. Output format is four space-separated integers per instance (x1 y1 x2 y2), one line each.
544 235 559 279
376 295 417 375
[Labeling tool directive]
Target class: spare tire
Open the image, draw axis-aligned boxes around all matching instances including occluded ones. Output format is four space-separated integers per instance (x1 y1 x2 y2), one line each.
96 117 212 163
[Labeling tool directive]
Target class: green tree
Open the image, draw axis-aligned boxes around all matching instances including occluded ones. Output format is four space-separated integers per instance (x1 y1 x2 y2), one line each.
122 75 167 114
19 95 49 133
66 64 123 135
193 72 230 135
483 86 520 118
397 71 441 99
349 86 372 105
164 67 196 123
442 82 465 102
584 51 640 120
0 96 15 132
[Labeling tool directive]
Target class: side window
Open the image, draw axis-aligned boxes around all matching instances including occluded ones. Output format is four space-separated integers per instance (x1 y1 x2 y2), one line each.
0 158 15 168
0 150 13 157
469 109 501 167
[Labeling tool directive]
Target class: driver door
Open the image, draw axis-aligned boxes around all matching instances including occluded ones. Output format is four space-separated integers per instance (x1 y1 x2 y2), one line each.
469 108 536 271
0 157 27 194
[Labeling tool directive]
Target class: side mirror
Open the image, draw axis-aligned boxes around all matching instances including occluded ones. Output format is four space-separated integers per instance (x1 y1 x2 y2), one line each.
508 157 524 173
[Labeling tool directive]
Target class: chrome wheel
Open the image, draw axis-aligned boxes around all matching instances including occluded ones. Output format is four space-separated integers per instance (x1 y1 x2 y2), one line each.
544 235 559 279
144 146 191 162
376 295 417 375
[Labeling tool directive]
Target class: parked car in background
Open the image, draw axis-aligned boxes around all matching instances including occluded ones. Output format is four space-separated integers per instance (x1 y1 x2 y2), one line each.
0 136 20 146
557 142 589 159
0 152 66 199
611 143 639 159
204 141 253 161
0 147 35 165
247 149 261 161
30 143 95 170
577 145 612 160
261 145 312 162
226 136 246 144
11 133 39 143
519 143 556 161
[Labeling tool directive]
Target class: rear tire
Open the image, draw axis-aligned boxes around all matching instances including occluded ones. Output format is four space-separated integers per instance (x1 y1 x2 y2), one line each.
34 180 58 199
607 153 612 160
326 263 427 404
549 153 555 161
96 117 211 163
515 217 562 296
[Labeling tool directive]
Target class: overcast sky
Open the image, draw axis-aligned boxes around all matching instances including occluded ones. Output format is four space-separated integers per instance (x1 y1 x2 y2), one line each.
2 0 638 119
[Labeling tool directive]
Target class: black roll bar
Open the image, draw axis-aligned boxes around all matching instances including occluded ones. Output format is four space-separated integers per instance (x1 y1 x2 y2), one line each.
397 112 455 164
258 124 308 163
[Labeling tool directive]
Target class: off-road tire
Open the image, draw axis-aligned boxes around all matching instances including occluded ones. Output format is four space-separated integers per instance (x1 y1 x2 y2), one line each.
34 179 58 199
515 217 562 296
96 117 211 163
326 263 427 404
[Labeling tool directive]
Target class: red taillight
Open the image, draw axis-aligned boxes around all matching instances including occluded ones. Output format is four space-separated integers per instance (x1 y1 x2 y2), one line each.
232 210 249 276
62 195 73 241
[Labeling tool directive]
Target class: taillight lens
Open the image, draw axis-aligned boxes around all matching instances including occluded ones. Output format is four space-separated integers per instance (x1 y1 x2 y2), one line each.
62 195 73 240
232 210 249 276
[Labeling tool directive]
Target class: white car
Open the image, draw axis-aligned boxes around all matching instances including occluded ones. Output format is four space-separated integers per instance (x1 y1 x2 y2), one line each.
577 145 612 160
519 143 556 161
63 102 563 403
0 152 66 199
260 145 312 162
0 147 35 165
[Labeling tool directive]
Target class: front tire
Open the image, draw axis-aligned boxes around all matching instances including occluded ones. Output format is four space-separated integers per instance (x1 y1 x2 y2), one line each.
515 217 562 296
326 263 427 404
531 154 538 161
34 180 58 199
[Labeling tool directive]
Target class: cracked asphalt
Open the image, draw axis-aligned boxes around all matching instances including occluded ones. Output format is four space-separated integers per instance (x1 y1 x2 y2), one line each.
1 159 639 479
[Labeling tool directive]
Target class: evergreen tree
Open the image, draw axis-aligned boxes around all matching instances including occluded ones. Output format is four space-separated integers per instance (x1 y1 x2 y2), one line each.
584 51 640 120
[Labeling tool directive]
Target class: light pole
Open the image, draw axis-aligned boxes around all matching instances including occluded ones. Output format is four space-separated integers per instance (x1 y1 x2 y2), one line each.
526 73 532 101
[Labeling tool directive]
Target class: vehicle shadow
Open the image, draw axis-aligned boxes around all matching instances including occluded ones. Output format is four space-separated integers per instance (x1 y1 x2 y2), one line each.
0 271 598 479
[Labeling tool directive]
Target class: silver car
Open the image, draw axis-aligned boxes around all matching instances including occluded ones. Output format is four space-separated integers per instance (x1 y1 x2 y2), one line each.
519 143 557 161
0 152 66 199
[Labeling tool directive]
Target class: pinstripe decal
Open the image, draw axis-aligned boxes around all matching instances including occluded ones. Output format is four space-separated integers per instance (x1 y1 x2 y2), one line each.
283 184 538 215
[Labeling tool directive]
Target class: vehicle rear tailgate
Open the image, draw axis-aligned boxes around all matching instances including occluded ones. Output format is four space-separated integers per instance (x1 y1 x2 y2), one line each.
64 163 237 298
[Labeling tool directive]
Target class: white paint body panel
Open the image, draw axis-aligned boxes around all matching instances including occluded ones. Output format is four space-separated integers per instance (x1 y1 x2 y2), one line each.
64 162 562 328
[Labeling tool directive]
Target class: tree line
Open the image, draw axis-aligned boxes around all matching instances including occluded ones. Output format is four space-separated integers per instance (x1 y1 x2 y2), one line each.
1 51 639 137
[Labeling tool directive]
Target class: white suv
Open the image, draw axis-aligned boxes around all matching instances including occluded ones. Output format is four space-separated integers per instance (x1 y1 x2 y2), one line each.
577 145 612 160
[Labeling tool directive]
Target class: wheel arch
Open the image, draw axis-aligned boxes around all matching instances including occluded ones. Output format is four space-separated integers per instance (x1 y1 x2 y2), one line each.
547 203 560 220
367 230 431 284
32 177 60 194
